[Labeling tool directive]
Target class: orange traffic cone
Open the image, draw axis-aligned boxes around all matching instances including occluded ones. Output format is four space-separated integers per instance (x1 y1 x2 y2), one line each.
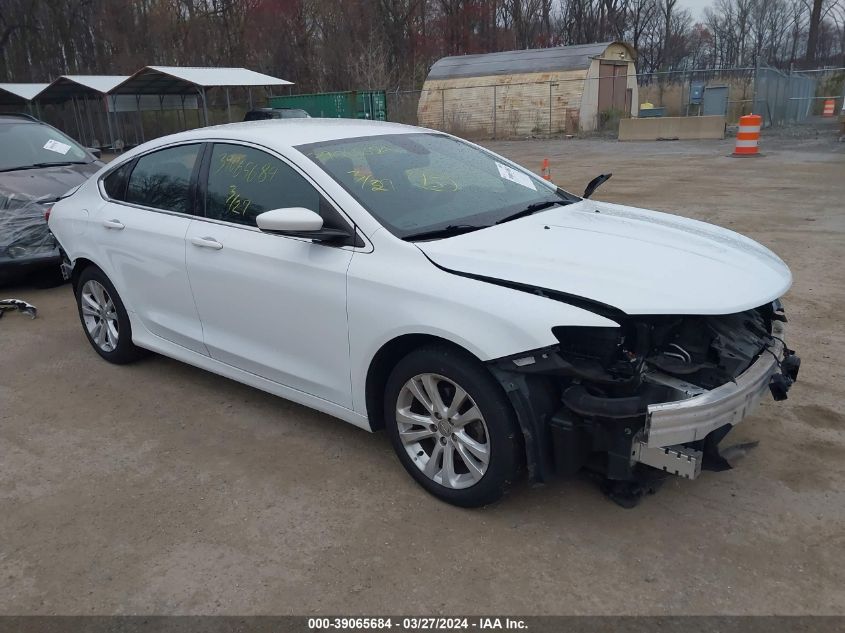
541 158 551 180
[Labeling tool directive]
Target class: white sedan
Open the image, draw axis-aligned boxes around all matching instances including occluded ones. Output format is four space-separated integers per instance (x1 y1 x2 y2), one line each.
49 119 800 507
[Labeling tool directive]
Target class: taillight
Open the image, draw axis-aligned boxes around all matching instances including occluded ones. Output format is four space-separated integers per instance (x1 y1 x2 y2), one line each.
44 207 52 222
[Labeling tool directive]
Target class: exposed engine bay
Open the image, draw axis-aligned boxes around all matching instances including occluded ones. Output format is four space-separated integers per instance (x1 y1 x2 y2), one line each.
489 300 800 507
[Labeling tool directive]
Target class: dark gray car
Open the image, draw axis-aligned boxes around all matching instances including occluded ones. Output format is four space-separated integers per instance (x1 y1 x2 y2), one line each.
0 114 102 284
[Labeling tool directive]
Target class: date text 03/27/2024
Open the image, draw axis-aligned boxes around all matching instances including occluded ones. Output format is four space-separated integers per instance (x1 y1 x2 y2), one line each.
307 617 528 630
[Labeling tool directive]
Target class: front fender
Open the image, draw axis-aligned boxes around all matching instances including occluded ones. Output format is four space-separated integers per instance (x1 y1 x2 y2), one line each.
347 237 618 415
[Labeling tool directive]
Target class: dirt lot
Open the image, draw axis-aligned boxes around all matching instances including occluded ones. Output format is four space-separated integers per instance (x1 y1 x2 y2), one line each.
1 128 843 615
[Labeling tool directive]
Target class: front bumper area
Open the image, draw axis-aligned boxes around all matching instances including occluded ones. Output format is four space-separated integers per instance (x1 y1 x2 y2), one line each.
631 320 792 479
490 318 799 490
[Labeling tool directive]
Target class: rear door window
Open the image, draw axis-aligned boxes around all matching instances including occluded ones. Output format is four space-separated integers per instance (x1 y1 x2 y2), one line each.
125 144 201 214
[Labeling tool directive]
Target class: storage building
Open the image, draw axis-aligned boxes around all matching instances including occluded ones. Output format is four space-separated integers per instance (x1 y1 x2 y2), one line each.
418 41 637 136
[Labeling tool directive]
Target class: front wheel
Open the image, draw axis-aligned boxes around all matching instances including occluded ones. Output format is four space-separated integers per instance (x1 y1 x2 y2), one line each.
384 345 523 507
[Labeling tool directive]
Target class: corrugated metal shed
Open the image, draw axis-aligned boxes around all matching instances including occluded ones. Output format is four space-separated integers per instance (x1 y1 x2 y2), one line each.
0 83 50 105
428 42 627 80
111 66 293 94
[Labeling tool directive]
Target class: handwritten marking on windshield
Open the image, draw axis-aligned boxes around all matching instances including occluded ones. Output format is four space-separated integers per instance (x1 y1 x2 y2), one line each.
316 145 396 163
413 172 458 192
348 169 394 192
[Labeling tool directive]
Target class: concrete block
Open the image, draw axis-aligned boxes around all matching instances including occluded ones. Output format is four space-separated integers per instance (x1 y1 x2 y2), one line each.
619 115 726 141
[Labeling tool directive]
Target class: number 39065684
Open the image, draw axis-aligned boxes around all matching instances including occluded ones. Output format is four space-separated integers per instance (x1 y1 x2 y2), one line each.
217 153 278 185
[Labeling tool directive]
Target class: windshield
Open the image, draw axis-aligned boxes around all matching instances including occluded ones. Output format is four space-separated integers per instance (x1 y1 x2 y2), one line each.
0 121 91 171
297 133 576 239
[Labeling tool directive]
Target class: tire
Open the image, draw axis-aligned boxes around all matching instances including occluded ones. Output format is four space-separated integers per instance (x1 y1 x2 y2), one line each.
74 266 146 364
384 345 523 507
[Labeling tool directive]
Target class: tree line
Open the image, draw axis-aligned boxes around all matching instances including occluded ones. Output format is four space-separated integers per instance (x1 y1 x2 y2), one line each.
1 0 843 92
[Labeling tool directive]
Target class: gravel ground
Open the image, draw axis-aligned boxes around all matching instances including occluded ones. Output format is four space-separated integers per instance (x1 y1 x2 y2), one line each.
1 129 843 615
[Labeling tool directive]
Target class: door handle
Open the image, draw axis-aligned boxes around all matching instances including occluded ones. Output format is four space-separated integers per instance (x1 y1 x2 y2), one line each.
102 219 124 230
190 236 223 250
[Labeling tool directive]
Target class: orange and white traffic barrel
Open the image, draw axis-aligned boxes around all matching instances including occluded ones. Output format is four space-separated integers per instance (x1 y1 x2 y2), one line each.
733 114 762 157
823 99 835 117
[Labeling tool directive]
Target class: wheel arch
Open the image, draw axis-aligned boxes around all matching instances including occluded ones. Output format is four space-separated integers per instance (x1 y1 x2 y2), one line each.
70 257 99 290
365 333 493 432
365 331 563 484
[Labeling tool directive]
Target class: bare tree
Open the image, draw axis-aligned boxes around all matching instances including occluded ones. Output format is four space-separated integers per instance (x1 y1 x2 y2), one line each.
0 0 841 90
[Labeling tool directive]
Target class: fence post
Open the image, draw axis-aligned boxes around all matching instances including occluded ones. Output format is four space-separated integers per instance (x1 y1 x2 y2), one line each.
441 89 445 130
548 81 553 135
493 85 497 139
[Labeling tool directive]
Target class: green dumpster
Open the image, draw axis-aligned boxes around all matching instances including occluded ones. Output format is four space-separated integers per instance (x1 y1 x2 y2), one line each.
269 90 387 120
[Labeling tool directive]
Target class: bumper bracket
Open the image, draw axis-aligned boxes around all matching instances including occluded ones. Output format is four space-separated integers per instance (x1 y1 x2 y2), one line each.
631 442 702 479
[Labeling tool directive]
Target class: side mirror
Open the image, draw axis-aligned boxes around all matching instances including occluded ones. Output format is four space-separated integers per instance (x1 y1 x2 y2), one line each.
87 147 102 159
256 207 353 244
256 207 323 232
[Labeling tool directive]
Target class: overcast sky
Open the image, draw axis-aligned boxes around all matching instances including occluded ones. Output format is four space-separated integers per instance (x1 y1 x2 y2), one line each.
679 0 712 20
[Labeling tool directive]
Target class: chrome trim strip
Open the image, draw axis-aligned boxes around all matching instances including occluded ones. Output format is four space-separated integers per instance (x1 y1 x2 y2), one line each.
644 321 785 448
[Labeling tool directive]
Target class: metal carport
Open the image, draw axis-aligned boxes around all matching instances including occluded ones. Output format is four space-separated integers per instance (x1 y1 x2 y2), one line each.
109 66 294 133
33 75 129 149
0 83 50 111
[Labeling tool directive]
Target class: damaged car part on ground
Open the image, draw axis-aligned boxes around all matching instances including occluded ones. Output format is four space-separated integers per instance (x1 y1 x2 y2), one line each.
48 119 800 508
0 298 37 318
489 300 800 507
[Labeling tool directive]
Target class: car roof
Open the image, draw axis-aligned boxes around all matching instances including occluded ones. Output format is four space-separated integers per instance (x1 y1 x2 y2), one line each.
139 118 428 151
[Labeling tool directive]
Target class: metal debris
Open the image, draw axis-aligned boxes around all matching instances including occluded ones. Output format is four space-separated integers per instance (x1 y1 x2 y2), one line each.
0 299 37 319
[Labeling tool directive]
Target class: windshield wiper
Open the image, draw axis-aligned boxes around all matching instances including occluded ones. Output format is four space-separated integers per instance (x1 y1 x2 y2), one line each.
495 199 561 225
0 161 90 173
32 161 91 168
402 224 488 242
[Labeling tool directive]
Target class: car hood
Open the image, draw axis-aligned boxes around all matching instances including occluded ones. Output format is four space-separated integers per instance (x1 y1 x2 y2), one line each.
0 162 100 206
416 200 792 316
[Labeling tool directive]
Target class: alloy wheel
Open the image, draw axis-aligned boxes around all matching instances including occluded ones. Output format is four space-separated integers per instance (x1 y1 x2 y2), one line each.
396 373 490 489
80 280 119 352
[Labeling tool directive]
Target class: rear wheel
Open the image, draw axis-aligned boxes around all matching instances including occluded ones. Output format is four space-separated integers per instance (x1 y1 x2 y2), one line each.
75 266 146 364
384 345 522 507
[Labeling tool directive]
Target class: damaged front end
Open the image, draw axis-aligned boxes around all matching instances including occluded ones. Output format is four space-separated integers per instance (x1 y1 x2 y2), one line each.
488 300 800 506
